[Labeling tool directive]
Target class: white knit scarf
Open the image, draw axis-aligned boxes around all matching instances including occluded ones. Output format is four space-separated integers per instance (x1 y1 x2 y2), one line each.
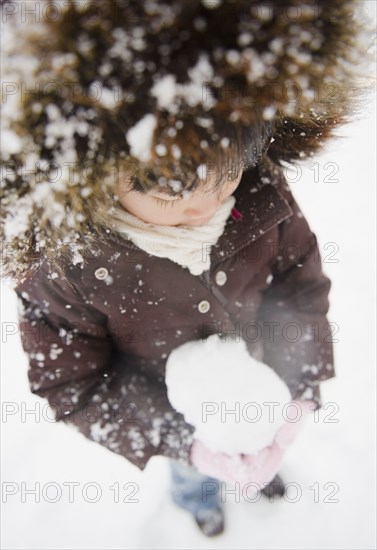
108 195 236 275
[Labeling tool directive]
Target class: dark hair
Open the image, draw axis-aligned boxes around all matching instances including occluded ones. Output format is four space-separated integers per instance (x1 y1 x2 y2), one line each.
116 113 274 198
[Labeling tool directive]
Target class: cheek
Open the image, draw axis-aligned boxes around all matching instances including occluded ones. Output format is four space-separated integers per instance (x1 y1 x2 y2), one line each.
125 198 155 219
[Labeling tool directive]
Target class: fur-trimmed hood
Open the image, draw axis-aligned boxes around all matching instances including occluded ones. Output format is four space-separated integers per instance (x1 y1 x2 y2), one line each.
0 0 372 285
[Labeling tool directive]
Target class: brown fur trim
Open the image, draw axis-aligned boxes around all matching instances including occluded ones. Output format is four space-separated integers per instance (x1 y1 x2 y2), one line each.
0 0 373 284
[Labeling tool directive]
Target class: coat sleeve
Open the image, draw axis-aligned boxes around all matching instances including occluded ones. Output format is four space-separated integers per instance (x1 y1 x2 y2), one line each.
14 260 195 471
256 175 336 410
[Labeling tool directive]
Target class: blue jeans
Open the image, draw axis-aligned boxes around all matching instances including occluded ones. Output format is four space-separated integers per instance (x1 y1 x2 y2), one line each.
169 460 222 520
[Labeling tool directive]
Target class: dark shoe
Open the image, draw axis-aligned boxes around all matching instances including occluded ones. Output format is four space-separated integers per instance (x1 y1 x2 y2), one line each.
261 474 286 500
194 508 225 537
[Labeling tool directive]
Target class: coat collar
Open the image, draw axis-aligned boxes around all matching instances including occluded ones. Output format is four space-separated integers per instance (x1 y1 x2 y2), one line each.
209 172 293 267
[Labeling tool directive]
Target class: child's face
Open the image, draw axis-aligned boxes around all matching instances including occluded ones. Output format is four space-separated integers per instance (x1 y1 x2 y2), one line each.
117 168 244 227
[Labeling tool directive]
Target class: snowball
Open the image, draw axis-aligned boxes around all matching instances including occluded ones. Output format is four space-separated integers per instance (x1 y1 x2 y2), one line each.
193 17 207 32
220 137 230 149
202 0 222 8
98 87 118 110
244 49 267 82
155 144 167 156
171 144 181 159
263 105 276 121
126 114 157 162
237 33 253 47
168 179 182 192
149 55 216 112
165 334 292 455
197 164 207 180
151 74 177 109
1 129 22 155
225 50 241 65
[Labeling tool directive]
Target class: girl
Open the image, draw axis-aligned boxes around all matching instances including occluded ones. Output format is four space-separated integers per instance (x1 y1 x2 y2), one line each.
1 0 368 538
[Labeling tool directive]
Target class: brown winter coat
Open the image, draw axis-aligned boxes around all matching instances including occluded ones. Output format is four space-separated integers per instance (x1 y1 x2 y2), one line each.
14 164 335 471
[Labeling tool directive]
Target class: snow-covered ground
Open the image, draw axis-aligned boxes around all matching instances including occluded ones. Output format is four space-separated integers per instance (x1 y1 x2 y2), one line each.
1 10 376 550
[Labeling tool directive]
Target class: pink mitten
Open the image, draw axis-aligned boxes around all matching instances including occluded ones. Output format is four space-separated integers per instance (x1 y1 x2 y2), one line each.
274 399 315 448
190 399 315 486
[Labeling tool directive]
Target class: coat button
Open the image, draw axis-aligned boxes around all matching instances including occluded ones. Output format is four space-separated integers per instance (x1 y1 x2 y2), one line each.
198 300 210 313
94 267 109 280
215 270 227 286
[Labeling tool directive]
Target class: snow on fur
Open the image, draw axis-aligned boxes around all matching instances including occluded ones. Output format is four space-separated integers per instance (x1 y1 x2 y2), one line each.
0 0 372 284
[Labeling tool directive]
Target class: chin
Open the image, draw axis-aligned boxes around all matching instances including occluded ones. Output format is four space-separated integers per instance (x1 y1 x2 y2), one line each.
178 218 211 227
